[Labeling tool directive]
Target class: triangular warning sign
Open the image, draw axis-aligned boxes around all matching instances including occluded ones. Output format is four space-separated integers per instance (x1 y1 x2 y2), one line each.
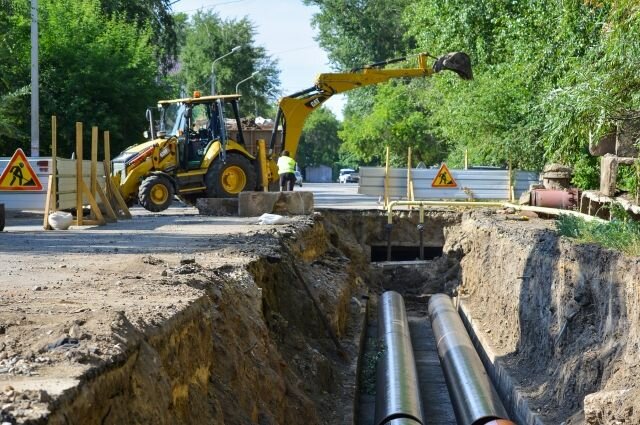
431 163 457 188
0 148 43 191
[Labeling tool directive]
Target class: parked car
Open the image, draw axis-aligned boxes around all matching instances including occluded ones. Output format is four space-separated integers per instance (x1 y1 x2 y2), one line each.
338 168 359 183
295 170 303 187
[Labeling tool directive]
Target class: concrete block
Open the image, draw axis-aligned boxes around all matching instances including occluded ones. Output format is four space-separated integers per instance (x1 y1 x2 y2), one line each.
600 154 619 197
196 198 238 216
238 191 314 217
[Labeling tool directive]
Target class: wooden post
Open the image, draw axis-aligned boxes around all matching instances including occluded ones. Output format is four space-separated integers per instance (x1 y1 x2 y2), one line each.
464 149 469 170
90 127 98 220
636 159 640 205
508 159 514 202
76 122 83 226
103 131 131 219
43 116 58 229
384 146 390 208
91 126 98 200
406 147 415 201
258 139 269 192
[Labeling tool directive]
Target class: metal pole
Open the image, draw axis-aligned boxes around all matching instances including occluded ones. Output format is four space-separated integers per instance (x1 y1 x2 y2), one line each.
211 46 241 95
235 71 258 94
30 0 40 157
429 294 512 425
375 291 424 425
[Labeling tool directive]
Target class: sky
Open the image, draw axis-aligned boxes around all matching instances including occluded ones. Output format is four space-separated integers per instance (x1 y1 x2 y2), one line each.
171 0 345 119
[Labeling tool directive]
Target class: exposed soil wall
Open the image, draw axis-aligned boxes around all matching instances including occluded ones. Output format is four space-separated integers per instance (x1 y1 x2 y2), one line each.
15 216 368 425
445 211 640 424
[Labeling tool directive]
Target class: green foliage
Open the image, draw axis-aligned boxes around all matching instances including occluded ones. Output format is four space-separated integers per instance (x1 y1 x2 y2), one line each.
303 0 415 68
0 0 168 157
176 11 280 117
38 0 165 156
309 0 640 186
556 211 640 256
0 1 31 153
297 107 342 172
339 79 447 167
99 0 177 73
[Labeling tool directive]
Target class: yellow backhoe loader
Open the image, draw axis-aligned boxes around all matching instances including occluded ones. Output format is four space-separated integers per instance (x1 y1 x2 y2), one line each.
111 52 471 212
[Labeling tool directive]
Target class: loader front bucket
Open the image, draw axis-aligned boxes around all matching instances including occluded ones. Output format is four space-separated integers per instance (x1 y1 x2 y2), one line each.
433 52 473 80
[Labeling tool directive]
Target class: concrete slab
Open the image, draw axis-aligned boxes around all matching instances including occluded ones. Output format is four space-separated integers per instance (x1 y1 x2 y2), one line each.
196 198 238 216
238 191 314 216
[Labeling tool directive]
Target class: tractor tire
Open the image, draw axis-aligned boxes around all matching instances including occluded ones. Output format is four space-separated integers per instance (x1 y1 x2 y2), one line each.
138 174 175 212
205 153 257 198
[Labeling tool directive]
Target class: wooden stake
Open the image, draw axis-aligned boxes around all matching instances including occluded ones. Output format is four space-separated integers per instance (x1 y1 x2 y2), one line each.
103 131 131 219
75 122 83 226
384 146 390 208
43 175 53 230
43 116 58 230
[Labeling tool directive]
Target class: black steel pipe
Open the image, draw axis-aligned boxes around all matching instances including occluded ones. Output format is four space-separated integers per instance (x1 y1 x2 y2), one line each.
428 294 510 425
417 224 424 260
385 223 393 261
375 291 424 425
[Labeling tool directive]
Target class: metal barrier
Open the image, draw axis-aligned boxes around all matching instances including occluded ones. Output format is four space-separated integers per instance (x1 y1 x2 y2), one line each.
0 158 51 210
360 166 539 201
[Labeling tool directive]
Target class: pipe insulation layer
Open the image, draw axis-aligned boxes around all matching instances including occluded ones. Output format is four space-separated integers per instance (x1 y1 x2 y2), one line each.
375 291 424 425
428 294 511 425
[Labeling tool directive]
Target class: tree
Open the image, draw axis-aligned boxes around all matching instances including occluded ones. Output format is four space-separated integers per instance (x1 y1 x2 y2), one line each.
304 0 415 69
339 79 447 167
177 11 280 117
44 0 165 156
0 1 31 153
99 0 178 73
297 107 342 173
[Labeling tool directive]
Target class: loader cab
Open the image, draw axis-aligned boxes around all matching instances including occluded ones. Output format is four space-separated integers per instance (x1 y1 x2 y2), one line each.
158 94 245 170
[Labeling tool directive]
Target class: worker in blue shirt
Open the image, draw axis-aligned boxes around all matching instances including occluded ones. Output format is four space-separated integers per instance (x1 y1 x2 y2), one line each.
277 150 297 191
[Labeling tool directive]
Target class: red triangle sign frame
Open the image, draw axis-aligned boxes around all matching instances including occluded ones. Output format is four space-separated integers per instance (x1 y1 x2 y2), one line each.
431 163 457 188
0 148 44 191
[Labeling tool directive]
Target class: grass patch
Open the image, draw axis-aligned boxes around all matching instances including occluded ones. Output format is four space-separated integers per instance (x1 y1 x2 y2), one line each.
556 210 640 256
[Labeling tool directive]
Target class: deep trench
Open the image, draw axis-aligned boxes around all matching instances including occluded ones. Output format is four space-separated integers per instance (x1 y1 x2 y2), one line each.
37 209 640 425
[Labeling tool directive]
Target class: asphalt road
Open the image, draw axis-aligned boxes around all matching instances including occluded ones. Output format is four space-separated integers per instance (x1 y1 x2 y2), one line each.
1 183 381 232
295 182 380 209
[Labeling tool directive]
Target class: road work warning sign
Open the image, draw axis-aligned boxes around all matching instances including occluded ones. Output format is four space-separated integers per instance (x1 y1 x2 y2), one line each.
431 163 457 188
0 148 43 191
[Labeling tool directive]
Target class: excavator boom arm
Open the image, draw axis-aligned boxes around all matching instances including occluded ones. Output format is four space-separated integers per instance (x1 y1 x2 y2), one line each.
270 52 471 158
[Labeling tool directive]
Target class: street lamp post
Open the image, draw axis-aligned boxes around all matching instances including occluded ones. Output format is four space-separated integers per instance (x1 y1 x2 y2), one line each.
235 71 259 94
211 46 241 95
31 0 39 157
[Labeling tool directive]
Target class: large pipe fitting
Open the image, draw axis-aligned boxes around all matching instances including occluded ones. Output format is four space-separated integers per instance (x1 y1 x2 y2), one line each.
375 291 424 425
428 294 511 425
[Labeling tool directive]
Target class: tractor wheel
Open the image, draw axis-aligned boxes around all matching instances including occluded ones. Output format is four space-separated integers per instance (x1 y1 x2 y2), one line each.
138 174 174 212
205 153 257 197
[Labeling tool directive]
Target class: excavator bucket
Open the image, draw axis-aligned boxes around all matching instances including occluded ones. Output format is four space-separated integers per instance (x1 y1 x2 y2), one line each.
433 52 473 80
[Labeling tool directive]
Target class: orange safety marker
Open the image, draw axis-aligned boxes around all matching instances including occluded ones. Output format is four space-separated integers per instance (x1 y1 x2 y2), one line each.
431 163 457 188
0 148 43 191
